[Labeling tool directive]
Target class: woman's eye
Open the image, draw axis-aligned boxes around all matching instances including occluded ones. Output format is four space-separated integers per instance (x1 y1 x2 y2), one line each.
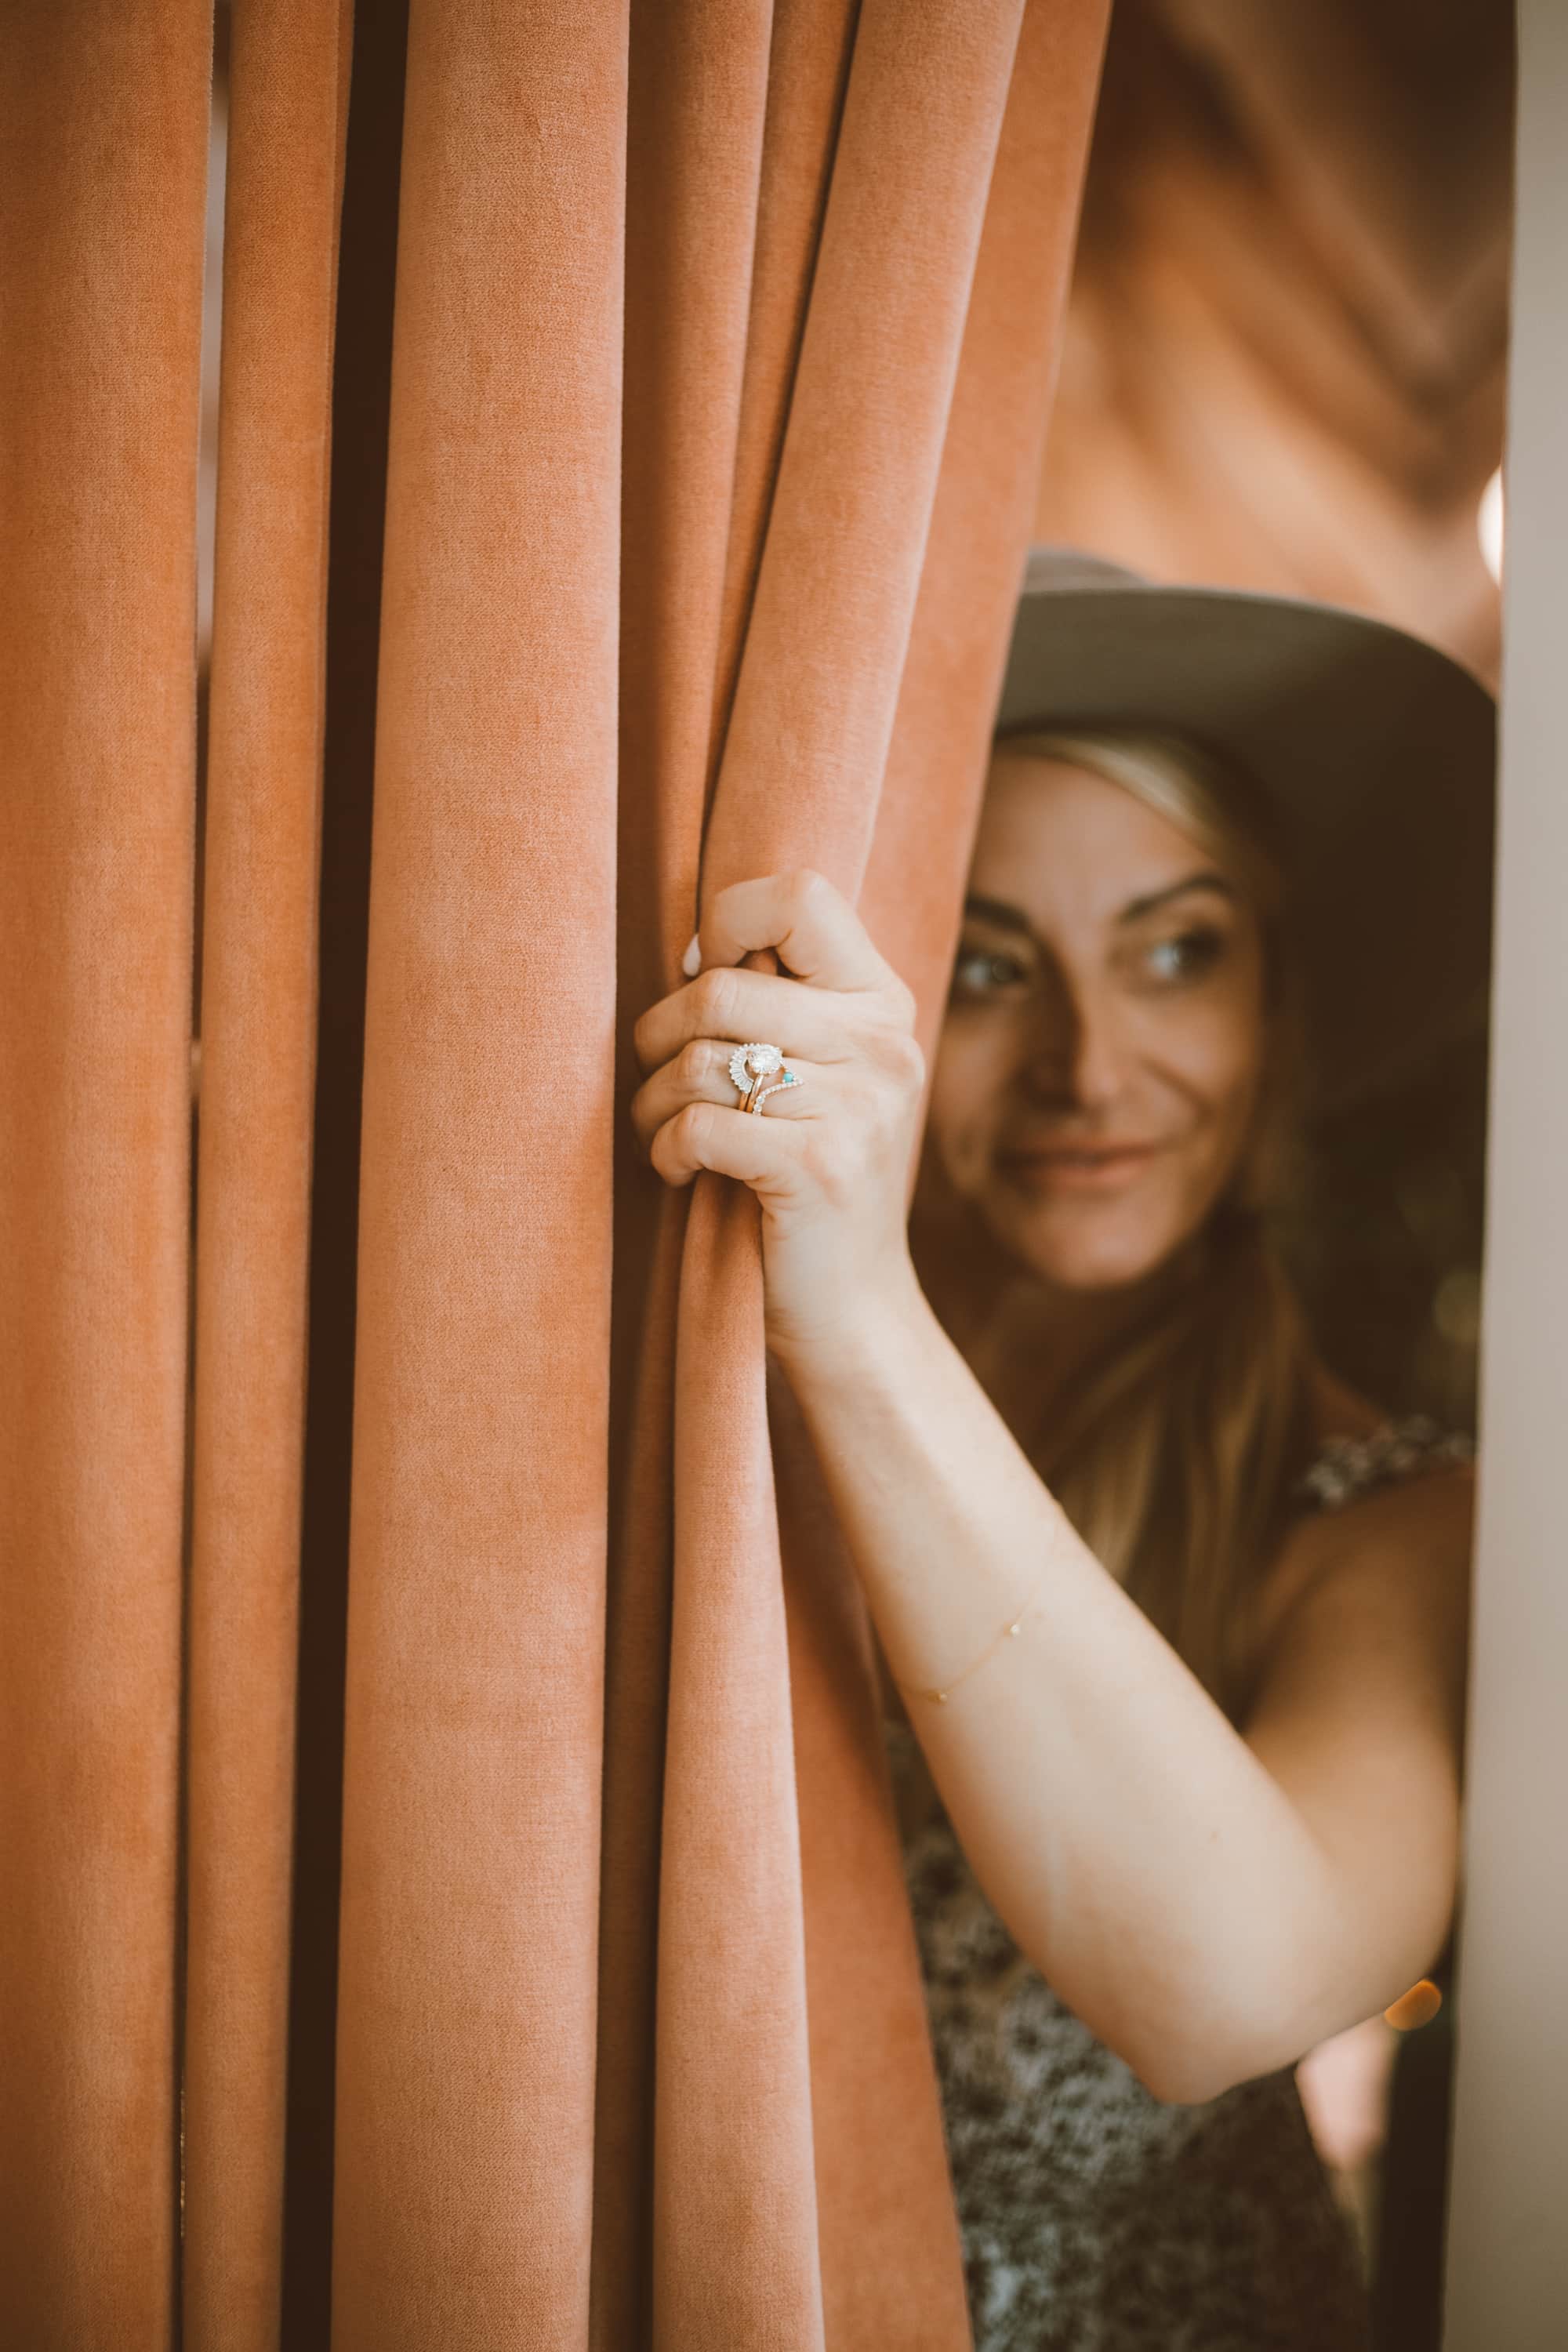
1144 927 1225 983
952 946 1030 996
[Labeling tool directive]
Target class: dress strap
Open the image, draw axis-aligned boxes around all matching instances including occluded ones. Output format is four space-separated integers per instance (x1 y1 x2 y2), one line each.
1290 1411 1475 1514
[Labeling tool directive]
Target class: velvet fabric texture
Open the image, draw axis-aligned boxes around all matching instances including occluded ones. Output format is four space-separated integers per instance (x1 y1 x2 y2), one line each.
0 2 1107 2346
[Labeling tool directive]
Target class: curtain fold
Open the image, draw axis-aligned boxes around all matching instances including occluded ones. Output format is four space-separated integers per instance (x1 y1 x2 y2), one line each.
597 5 790 2336
328 4 628 2341
0 5 212 2344
184 7 352 2346
0 2 1109 2343
791 16 1109 2336
279 5 409 2332
650 11 1034 2337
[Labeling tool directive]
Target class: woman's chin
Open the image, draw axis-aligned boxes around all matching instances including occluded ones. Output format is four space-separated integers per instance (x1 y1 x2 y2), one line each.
1026 1250 1166 1295
1000 1204 1185 1295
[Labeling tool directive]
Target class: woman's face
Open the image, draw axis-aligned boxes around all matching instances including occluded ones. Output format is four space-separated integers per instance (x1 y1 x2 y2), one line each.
920 751 1270 1293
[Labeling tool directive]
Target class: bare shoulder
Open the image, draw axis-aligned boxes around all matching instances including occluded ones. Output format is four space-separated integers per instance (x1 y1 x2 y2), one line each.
1274 1446 1475 1585
1240 1438 1476 1996
1260 1355 1467 1590
1249 1362 1477 1700
1249 1433 1476 1742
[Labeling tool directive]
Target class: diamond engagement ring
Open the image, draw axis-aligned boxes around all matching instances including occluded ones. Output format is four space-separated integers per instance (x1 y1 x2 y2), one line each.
728 1040 803 1114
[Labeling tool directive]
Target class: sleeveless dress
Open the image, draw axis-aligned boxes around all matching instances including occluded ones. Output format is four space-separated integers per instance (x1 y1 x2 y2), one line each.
884 1412 1475 2352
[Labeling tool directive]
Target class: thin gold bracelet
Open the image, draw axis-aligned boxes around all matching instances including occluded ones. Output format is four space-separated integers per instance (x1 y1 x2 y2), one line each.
895 1585 1044 1707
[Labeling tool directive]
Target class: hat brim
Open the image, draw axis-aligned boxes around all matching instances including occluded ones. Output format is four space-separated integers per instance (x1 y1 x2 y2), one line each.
996 579 1497 1118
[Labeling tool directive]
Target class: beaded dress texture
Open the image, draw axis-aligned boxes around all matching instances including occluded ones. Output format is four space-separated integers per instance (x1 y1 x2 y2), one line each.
885 1414 1474 2352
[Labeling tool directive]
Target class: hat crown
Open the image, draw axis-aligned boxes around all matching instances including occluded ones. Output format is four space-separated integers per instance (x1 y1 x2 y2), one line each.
1022 545 1148 597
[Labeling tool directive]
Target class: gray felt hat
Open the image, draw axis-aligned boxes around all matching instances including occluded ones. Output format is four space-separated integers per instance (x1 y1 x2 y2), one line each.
996 549 1497 1120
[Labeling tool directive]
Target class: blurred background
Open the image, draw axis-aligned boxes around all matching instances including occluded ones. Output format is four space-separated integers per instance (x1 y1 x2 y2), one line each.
1031 3 1513 2341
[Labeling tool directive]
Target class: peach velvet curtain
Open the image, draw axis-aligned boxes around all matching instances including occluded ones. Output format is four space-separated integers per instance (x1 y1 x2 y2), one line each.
0 2 1106 2347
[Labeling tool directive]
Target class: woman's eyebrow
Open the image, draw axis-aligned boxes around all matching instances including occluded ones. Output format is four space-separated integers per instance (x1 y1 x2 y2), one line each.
964 874 1236 935
1119 871 1236 922
962 893 1034 934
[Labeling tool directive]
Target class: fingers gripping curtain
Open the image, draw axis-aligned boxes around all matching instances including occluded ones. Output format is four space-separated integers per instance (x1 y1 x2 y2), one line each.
0 2 1107 2347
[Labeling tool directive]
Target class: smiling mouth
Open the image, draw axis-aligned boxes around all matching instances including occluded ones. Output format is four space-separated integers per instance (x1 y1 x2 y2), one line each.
997 1142 1166 1184
1001 1143 1162 1167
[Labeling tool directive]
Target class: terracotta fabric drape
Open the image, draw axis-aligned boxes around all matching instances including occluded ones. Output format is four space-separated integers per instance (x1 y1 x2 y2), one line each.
0 2 1106 2346
1 5 212 2343
185 9 353 2347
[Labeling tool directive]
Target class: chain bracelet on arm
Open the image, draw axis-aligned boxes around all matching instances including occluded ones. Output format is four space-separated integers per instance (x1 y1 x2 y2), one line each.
895 1584 1045 1707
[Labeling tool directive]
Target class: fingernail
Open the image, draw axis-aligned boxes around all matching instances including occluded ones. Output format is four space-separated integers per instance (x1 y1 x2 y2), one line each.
681 932 702 978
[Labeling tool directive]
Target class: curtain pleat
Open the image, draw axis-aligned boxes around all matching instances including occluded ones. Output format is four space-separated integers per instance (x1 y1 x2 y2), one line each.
708 0 862 789
328 4 627 2343
596 6 779 2338
793 10 1109 2336
279 7 410 2337
184 7 352 2347
0 5 211 2345
651 14 1029 2341
863 0 1107 1033
1 2 1109 2343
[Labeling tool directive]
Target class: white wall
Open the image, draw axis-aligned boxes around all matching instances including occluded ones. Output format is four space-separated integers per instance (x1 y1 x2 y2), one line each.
1443 7 1568 2344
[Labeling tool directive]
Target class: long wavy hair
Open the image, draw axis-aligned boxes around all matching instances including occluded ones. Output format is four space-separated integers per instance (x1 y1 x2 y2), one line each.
984 724 1322 1725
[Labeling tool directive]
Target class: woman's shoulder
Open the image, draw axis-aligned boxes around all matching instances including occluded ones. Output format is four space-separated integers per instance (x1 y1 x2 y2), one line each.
1301 1359 1473 1471
1294 1361 1475 1515
1250 1363 1476 1658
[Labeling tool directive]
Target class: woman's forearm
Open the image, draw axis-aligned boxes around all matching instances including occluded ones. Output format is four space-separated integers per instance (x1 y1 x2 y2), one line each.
778 1269 1363 2104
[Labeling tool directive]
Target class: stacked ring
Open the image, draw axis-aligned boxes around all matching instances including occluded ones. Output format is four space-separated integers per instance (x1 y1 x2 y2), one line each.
728 1040 803 1114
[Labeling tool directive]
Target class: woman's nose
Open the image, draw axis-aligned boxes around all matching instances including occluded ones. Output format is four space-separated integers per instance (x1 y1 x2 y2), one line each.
1024 983 1129 1110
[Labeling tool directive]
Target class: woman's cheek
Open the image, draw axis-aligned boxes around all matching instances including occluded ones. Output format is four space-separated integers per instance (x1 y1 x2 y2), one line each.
1172 1011 1268 1196
1168 987 1264 1108
925 1043 1006 1196
922 1102 989 1205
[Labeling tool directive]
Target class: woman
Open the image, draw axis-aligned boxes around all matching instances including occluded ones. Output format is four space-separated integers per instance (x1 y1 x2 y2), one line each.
630 550 1492 2348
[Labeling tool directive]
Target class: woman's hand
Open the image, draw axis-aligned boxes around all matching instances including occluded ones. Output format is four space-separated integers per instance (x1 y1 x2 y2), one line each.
630 869 926 1362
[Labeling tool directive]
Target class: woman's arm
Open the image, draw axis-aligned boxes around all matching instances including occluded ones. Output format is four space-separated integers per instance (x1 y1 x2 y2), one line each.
779 1276 1472 2103
633 870 1472 2103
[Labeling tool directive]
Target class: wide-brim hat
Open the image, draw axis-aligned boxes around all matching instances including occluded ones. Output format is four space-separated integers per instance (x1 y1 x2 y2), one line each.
995 548 1496 1120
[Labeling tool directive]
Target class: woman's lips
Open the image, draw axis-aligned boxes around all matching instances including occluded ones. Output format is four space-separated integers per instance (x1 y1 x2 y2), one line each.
997 1142 1165 1191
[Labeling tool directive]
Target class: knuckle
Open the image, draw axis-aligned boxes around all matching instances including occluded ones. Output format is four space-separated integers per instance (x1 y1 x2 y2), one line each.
691 966 738 1032
887 973 918 1029
675 1101 713 1152
887 1028 926 1091
676 1037 713 1091
789 865 833 910
815 1149 860 1210
798 1133 831 1186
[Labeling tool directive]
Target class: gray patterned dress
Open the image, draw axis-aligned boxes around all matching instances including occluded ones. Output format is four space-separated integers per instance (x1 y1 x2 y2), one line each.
885 1414 1474 2352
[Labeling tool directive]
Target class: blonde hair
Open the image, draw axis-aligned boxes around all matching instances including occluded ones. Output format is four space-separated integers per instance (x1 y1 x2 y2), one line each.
989 726 1317 1722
